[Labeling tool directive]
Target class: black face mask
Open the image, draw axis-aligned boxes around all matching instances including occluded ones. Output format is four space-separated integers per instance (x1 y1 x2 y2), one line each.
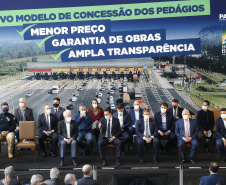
53 103 59 108
2 107 9 114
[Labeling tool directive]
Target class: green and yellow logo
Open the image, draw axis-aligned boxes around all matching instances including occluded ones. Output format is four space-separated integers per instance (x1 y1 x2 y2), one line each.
222 29 226 45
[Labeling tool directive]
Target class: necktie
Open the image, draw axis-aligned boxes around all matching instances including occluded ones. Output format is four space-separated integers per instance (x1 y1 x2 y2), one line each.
107 119 111 139
145 121 149 138
55 109 58 115
46 116 51 130
174 108 177 117
185 120 189 139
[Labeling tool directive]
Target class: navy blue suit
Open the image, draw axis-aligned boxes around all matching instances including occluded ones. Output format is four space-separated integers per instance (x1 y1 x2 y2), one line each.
175 119 198 160
216 117 226 157
38 113 58 153
199 174 226 185
154 111 176 150
168 106 183 119
98 117 122 159
136 118 159 160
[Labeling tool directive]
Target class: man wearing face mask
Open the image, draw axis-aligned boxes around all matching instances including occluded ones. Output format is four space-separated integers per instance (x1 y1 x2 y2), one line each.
167 99 183 120
128 100 143 150
154 102 176 154
136 108 159 164
113 103 131 154
58 110 78 167
14 97 34 143
74 103 93 156
215 108 226 162
98 107 122 166
196 100 215 154
51 97 65 122
175 109 198 164
0 102 16 158
38 104 58 157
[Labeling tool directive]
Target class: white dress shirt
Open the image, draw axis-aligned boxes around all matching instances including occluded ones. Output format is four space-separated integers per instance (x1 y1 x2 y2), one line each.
105 118 113 138
45 114 51 130
143 119 151 140
66 122 71 138
224 120 226 130
118 114 123 127
135 110 140 123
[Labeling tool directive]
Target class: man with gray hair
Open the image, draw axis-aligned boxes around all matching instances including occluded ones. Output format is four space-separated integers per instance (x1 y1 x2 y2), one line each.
76 165 99 185
64 174 76 185
74 104 93 156
43 168 64 185
58 110 79 167
0 166 22 185
30 174 43 185
14 97 34 143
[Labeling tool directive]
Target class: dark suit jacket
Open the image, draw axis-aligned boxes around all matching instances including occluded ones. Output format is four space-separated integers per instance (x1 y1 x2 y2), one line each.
0 178 22 185
98 117 121 140
43 178 64 185
175 119 198 140
199 174 226 185
154 111 175 132
128 108 143 126
167 106 183 119
14 107 34 126
58 120 78 144
77 177 99 185
136 118 158 139
216 117 226 140
38 113 58 134
51 106 65 122
196 109 215 132
113 111 131 130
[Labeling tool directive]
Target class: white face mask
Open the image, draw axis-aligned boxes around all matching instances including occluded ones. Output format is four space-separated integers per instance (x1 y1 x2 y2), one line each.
202 106 208 110
92 104 98 108
66 117 71 122
74 181 77 185
46 109 51 115
118 111 123 116
105 115 110 120
144 115 149 120
221 114 226 120
183 115 189 120
80 110 86 114
161 108 167 114
19 103 24 107
134 105 139 110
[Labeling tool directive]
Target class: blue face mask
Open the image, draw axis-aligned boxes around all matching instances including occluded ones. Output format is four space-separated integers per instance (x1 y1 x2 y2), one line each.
202 106 208 110
105 115 110 120
2 107 9 114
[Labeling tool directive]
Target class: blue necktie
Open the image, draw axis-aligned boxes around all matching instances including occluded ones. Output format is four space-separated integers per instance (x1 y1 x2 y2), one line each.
145 121 149 138
107 119 111 139
55 109 58 115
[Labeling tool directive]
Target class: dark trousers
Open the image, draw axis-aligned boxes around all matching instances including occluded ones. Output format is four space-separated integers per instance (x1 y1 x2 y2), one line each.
216 139 226 157
15 130 19 143
121 130 130 151
38 132 58 153
137 138 159 160
178 138 198 160
198 131 215 149
98 137 122 159
129 126 136 146
60 140 77 158
92 128 100 144
159 132 177 150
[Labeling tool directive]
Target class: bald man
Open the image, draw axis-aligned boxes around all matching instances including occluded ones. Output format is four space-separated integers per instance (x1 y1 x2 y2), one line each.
175 109 198 164
76 164 99 185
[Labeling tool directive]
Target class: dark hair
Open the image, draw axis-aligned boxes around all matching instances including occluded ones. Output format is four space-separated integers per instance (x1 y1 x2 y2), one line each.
160 102 168 108
1 102 8 107
203 100 210 106
104 107 112 114
90 99 100 112
143 108 150 114
117 103 124 109
53 97 60 102
216 182 225 185
209 162 219 173
172 99 178 103
221 108 226 112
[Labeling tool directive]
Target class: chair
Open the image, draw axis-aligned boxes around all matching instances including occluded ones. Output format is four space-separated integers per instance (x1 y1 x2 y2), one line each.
178 143 199 162
210 108 221 123
16 121 36 162
38 137 53 155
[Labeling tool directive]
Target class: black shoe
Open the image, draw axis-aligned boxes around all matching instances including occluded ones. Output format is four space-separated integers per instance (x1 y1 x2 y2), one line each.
50 151 56 157
139 159 144 164
42 152 47 157
220 157 225 163
72 160 78 166
60 160 64 167
181 159 186 164
153 159 159 164
116 159 121 166
190 159 196 164
82 150 87 156
102 160 107 166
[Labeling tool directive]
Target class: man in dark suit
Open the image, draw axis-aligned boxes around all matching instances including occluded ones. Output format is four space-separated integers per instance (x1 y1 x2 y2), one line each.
136 108 159 164
175 109 198 164
167 99 183 120
196 100 215 153
199 162 226 185
38 104 58 157
128 100 143 150
0 166 22 185
98 107 122 166
58 110 79 167
14 97 34 143
216 108 226 162
154 102 176 153
51 97 65 122
43 168 64 185
113 103 131 154
77 164 99 185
